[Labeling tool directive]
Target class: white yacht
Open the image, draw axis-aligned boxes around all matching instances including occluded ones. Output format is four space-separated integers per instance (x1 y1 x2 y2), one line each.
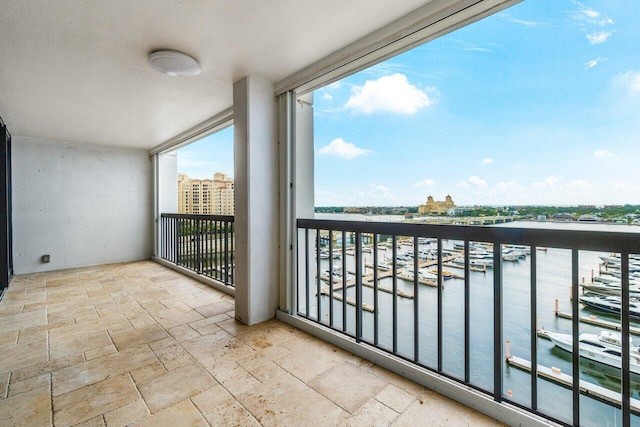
545 330 640 374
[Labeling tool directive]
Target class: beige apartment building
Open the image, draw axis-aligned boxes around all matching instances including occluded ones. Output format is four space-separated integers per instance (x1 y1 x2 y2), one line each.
178 172 235 215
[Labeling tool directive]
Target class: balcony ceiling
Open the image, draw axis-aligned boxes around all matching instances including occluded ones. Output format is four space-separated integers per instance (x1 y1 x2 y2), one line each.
0 0 435 150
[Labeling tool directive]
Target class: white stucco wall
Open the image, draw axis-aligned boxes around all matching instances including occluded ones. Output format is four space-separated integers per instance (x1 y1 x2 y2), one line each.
12 137 153 273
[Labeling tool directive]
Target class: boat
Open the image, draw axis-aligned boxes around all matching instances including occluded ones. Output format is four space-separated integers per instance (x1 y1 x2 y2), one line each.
451 257 493 269
581 283 640 298
579 295 640 319
431 269 453 279
545 329 640 374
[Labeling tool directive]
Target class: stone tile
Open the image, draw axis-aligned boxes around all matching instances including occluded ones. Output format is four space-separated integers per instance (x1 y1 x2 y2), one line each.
104 399 149 427
73 415 106 426
0 309 47 333
308 362 387 413
125 312 158 329
137 363 217 413
10 354 85 383
0 337 48 372
188 315 224 335
0 330 18 346
274 339 350 383
53 374 138 426
49 328 112 360
0 371 9 398
135 399 208 427
193 300 234 318
109 323 169 351
148 336 178 350
152 343 195 371
168 324 201 342
8 373 50 397
237 371 348 427
216 317 254 336
17 327 47 344
363 365 428 396
238 322 299 350
340 398 400 427
375 384 415 413
192 384 261 426
214 362 261 397
85 344 117 360
0 261 502 427
131 361 167 385
236 346 291 383
0 386 51 426
151 306 205 329
53 345 157 396
182 332 255 376
391 389 505 427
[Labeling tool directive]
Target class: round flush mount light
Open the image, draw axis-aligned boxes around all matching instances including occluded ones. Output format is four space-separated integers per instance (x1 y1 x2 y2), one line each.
148 49 201 76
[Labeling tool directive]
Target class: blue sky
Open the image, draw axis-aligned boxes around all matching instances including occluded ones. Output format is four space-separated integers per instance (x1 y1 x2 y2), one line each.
180 0 640 207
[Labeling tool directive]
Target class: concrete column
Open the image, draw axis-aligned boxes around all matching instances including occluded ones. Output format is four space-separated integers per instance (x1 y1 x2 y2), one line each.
234 76 278 325
277 92 315 313
154 151 178 257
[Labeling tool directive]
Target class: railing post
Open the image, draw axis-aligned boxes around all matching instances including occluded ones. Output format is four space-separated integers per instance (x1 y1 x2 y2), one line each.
493 241 503 402
622 252 630 427
355 231 363 342
571 249 580 426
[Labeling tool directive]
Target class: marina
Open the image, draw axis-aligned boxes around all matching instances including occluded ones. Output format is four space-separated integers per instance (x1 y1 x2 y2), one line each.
302 218 640 426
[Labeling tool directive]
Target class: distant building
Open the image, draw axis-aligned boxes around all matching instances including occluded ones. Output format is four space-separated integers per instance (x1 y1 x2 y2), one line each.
178 172 234 215
418 195 456 216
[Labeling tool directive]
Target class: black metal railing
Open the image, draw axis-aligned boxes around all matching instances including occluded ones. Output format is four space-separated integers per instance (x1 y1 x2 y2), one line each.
161 213 235 287
296 218 640 427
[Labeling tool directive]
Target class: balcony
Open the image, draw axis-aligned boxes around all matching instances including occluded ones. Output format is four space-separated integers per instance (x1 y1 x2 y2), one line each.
295 218 640 426
0 260 500 426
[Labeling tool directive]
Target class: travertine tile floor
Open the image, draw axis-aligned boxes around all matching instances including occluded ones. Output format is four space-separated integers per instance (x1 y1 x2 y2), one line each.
0 261 503 426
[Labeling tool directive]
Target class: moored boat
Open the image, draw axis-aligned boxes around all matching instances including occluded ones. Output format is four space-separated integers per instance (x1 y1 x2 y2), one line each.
579 295 640 319
545 329 640 374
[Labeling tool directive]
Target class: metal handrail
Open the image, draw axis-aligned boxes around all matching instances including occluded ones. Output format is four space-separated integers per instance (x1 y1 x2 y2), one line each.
160 213 235 287
296 218 640 427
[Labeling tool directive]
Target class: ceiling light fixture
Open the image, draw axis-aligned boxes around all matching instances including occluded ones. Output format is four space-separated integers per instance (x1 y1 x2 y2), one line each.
148 49 201 76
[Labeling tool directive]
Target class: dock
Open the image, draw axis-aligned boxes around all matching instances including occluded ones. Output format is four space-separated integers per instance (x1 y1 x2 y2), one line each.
554 311 640 336
319 288 374 312
320 278 415 299
506 355 640 415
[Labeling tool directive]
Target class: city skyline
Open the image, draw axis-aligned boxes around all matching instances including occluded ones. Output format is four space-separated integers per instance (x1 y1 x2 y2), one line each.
179 0 640 207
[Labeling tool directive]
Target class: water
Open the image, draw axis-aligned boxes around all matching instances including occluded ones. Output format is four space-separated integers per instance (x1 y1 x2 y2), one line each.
304 216 640 426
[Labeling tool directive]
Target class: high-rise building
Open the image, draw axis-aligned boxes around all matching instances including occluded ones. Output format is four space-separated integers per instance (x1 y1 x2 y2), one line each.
178 172 234 215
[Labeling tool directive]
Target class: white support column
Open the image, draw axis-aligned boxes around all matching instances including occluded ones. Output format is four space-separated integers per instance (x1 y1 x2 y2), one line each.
153 151 178 257
277 91 315 314
234 76 278 325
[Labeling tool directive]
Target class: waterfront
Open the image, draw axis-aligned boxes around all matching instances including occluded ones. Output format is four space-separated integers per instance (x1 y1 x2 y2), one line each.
304 216 640 426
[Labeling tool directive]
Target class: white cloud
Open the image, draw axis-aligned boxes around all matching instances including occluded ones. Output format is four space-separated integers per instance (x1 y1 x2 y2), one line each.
481 158 494 164
509 18 539 27
345 73 434 115
594 149 615 158
587 31 612 45
572 2 614 26
414 179 435 188
368 185 396 201
613 71 640 95
459 176 488 190
585 59 599 68
322 93 333 101
532 175 560 190
464 46 492 53
317 138 371 160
